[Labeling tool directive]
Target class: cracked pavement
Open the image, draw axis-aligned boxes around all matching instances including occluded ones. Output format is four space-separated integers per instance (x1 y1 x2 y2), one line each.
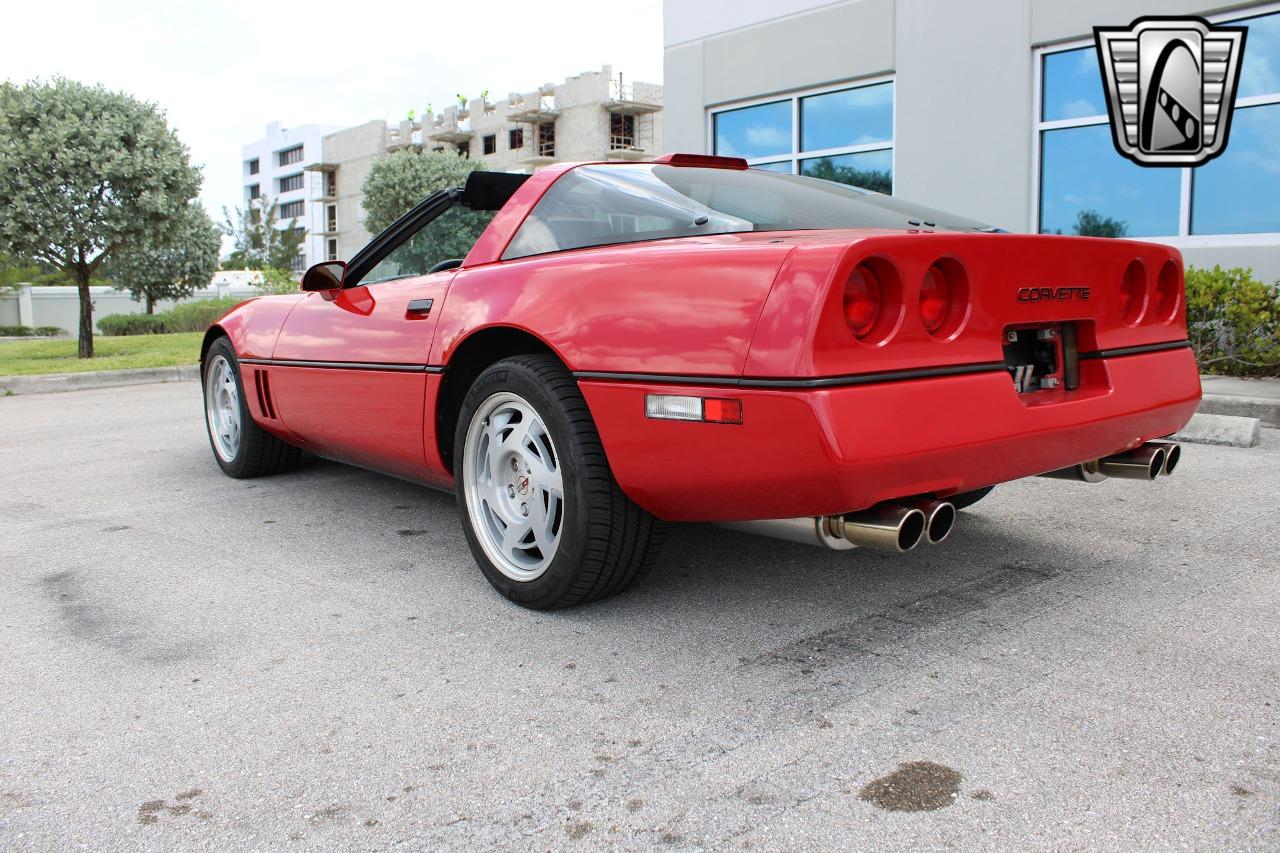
1 382 1277 849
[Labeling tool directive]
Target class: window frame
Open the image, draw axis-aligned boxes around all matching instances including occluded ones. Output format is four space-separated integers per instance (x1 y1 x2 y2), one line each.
279 199 305 220
1031 3 1280 246
277 144 304 167
706 74 896 191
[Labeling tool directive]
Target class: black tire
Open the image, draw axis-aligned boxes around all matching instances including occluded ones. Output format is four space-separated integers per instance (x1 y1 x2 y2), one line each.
202 336 302 479
453 355 665 609
948 486 994 511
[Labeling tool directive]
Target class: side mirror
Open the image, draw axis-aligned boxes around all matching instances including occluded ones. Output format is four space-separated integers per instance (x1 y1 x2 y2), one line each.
301 261 347 292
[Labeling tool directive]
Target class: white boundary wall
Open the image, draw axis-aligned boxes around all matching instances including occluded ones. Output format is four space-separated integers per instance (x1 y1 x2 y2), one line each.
0 271 265 334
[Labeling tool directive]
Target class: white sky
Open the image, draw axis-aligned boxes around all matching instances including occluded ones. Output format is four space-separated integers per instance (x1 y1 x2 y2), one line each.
3 0 664 223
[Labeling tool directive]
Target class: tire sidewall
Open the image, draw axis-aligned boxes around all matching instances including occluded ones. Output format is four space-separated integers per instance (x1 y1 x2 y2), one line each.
203 338 251 478
453 360 593 608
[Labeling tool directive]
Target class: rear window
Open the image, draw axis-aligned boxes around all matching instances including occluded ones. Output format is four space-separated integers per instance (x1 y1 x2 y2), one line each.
502 164 997 260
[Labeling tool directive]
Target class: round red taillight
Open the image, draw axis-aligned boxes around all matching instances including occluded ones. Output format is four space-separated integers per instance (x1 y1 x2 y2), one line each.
1120 260 1147 326
919 267 950 334
919 258 970 339
1153 260 1180 323
844 265 882 338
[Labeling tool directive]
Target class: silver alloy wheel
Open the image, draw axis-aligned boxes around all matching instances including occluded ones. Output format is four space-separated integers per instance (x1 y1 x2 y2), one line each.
204 354 242 463
462 391 565 582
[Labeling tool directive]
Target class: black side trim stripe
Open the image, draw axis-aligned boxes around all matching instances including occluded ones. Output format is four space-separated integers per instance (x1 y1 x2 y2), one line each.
239 357 445 373
1078 340 1191 360
574 361 1008 389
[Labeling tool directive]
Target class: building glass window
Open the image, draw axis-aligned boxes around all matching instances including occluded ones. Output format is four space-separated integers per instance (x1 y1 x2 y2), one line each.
279 173 304 193
713 79 895 193
713 100 790 160
1041 47 1108 122
1040 124 1180 236
800 149 894 196
278 145 304 167
509 128 524 150
1036 9 1280 239
247 158 259 176
327 239 338 261
248 183 260 201
482 134 497 155
1191 104 1280 234
279 200 305 219
290 254 306 273
800 82 893 150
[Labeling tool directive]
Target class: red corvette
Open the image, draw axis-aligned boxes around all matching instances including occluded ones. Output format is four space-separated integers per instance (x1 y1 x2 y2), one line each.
202 154 1201 609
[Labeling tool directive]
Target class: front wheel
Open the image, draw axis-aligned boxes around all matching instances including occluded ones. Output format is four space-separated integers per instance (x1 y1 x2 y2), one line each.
454 355 664 609
202 337 302 478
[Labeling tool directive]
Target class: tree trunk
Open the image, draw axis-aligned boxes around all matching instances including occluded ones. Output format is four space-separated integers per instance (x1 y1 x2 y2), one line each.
145 292 154 314
76 270 94 358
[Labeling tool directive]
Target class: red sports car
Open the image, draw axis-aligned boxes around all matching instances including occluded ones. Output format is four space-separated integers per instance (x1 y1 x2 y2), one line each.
201 154 1200 609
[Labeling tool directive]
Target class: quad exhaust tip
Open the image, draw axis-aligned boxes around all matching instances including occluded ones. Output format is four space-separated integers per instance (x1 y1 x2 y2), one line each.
1039 441 1181 482
717 499 957 553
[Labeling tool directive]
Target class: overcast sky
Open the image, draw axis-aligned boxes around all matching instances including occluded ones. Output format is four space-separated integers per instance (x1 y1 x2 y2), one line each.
3 0 663 223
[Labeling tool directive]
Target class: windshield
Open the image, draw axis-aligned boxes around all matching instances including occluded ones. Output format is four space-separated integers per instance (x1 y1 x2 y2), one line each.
502 164 999 260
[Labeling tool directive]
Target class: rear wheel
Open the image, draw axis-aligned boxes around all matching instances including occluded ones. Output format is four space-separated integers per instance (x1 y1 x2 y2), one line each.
202 337 301 478
948 486 994 511
454 355 664 609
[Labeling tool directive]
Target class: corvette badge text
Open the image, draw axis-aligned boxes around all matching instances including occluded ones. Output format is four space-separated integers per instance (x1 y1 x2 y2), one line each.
1094 16 1247 167
1018 287 1091 303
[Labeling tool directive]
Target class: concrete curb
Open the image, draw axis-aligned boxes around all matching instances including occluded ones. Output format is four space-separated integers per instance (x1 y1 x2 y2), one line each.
1173 412 1262 448
0 364 199 395
1198 394 1280 429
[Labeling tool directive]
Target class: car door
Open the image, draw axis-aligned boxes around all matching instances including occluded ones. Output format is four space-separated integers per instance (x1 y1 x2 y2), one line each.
267 200 494 482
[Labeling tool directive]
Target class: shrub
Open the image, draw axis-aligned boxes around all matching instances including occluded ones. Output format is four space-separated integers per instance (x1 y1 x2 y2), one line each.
97 298 243 336
1185 265 1280 377
97 313 165 336
0 324 65 336
157 297 242 333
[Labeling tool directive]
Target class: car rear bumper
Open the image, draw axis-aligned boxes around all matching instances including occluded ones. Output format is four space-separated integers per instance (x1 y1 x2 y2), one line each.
577 346 1202 521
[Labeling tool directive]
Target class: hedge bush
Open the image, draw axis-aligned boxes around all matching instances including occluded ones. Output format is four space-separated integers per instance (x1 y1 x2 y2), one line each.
98 297 243 336
1185 266 1280 377
0 324 65 336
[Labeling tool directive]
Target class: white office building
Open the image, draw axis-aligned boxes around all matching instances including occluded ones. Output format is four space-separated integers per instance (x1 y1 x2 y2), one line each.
240 121 341 272
663 0 1280 280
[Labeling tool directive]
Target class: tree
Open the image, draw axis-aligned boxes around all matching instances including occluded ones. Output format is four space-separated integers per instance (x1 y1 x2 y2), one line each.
362 151 490 272
0 78 201 357
222 198 304 271
1073 209 1128 238
110 202 221 313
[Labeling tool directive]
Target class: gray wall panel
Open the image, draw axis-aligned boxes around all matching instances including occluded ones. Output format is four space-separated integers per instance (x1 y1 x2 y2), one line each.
701 0 895 106
894 0 1034 230
663 41 708 153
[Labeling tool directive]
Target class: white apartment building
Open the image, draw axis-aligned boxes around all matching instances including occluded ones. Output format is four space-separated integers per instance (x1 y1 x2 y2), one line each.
664 0 1280 281
308 67 663 261
240 121 340 272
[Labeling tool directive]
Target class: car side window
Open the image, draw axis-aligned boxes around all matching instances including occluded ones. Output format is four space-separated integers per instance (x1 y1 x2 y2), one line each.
362 206 496 285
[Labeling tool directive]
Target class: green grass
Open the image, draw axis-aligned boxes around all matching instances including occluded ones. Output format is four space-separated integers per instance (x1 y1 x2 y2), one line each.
0 332 204 376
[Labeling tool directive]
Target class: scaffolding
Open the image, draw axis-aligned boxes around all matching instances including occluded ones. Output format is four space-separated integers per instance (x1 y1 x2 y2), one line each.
605 77 660 157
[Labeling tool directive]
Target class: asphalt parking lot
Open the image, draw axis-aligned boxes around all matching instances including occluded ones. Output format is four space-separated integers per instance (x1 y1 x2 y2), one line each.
1 381 1277 850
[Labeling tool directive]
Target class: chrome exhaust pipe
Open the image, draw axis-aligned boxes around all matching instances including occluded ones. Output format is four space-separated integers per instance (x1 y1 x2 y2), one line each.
1038 459 1107 482
827 505 927 552
1147 440 1181 476
1039 441 1176 483
718 504 929 553
903 499 957 545
716 516 856 551
1097 444 1166 480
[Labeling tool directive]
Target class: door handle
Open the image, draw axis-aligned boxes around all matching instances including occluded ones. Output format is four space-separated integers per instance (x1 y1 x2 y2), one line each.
405 298 433 318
